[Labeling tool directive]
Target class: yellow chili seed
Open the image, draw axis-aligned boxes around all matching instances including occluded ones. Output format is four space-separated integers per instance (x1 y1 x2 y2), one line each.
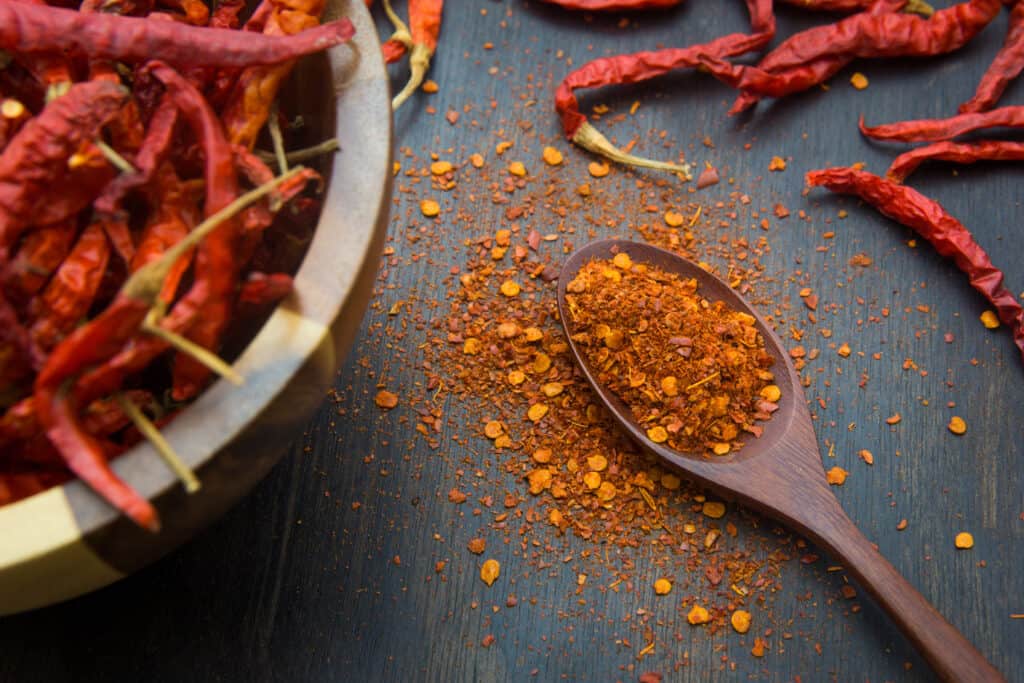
508 161 527 177
532 352 552 373
430 160 452 175
850 72 869 90
596 481 616 501
483 421 504 439
583 471 602 490
712 442 731 456
664 210 684 227
500 280 521 297
661 376 679 397
542 146 563 166
463 337 482 355
542 382 564 397
588 161 610 177
702 501 726 519
495 141 513 155
604 330 625 349
660 473 681 491
586 454 608 472
687 605 710 625
524 327 544 342
612 252 632 269
955 532 974 549
527 468 552 494
768 156 786 172
760 385 781 403
527 403 549 422
420 199 440 217
653 578 672 595
392 161 401 175
980 310 1000 329
421 79 439 93
948 416 967 435
826 466 848 485
480 559 500 586
730 610 752 634
469 153 485 168
1 98 25 119
507 370 526 385
533 448 552 464
647 426 668 443
374 390 398 409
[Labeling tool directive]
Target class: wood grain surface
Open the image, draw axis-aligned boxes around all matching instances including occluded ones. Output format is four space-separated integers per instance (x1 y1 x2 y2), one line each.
1 1 1022 682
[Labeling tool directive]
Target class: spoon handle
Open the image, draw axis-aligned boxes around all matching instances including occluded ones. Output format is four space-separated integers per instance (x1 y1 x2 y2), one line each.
810 509 1005 682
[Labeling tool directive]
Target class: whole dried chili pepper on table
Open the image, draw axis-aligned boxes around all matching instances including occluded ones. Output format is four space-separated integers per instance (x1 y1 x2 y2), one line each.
702 0 1001 114
538 0 683 10
806 167 1024 363
554 0 774 174
0 1 355 69
961 0 1024 113
779 0 932 13
886 139 1024 181
385 0 443 110
860 104 1024 141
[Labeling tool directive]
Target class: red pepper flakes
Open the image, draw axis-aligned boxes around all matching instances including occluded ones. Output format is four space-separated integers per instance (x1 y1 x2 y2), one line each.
374 390 399 409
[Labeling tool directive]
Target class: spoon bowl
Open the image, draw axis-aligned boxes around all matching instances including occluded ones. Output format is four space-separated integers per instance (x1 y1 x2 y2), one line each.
557 239 1004 683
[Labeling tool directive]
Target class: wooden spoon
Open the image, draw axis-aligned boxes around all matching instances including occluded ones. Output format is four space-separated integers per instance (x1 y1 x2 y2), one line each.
557 239 1004 683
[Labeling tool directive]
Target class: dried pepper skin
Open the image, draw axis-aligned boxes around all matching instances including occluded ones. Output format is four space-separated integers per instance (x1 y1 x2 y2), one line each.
806 167 1024 364
859 105 1024 142
0 291 34 398
707 0 1000 113
0 80 127 257
779 0 933 13
961 1 1024 113
539 0 683 11
886 139 1024 181
1 219 77 306
0 1 355 69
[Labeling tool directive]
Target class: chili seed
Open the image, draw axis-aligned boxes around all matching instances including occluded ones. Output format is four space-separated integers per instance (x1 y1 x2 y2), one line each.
612 252 632 269
527 403 549 422
647 426 669 443
948 416 967 435
588 161 610 177
826 466 848 485
687 605 710 625
660 473 681 491
583 472 601 490
532 448 552 464
850 72 869 90
542 146 563 165
508 161 527 177
980 310 1000 329
769 156 786 172
430 160 452 175
374 390 399 409
759 385 781 402
586 454 608 471
500 280 521 297
955 532 974 549
653 578 672 595
420 199 440 217
507 370 526 385
702 501 726 519
730 610 752 634
712 442 731 456
480 559 500 586
469 153 485 168
664 210 684 227
484 421 504 439
421 79 439 93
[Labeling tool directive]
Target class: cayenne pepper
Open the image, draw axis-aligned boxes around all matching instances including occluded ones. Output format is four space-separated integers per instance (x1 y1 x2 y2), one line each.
554 0 774 175
539 0 683 10
779 0 932 12
860 104 1024 142
564 254 777 456
806 167 1024 363
961 1 1024 113
886 139 1024 182
0 1 355 69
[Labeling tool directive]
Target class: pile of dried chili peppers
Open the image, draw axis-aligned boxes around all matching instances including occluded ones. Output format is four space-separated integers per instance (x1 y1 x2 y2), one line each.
0 0 355 530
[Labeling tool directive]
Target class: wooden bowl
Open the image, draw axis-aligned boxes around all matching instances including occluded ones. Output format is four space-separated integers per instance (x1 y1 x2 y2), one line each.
0 0 391 616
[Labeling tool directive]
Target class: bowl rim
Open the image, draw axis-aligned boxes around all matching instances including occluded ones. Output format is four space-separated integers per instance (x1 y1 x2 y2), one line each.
0 0 392 615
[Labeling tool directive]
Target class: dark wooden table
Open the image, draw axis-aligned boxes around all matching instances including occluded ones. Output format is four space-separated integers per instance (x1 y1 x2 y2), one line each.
3 2 1023 681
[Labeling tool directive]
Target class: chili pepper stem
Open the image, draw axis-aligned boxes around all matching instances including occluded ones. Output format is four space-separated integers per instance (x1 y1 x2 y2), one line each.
381 0 413 49
268 102 288 175
115 393 200 493
142 309 244 386
571 122 692 178
94 139 137 175
257 138 340 164
392 43 432 110
906 0 934 17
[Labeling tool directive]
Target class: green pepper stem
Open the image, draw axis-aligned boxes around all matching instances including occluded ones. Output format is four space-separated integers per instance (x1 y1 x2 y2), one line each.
381 0 413 49
392 43 432 111
142 309 244 386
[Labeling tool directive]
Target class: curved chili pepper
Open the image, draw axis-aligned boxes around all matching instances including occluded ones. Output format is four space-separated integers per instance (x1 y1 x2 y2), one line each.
221 0 327 149
706 0 1000 114
390 0 444 110
0 79 126 256
145 61 242 400
0 290 33 398
539 0 683 10
0 2 355 69
29 221 112 354
961 1 1024 113
806 167 1024 364
860 105 1024 142
1 219 77 306
131 164 195 307
780 0 932 13
554 0 773 173
238 271 293 305
886 139 1024 182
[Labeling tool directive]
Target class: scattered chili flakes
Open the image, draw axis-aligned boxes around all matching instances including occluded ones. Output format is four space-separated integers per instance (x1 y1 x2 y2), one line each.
857 449 874 465
837 343 851 358
588 161 610 178
687 605 710 625
542 146 563 166
480 559 500 586
653 578 672 595
897 519 908 531
508 161 527 177
420 199 441 217
885 413 902 425
430 160 453 175
468 537 486 554
768 156 787 172
955 532 974 549
730 609 752 634
469 153 485 168
751 637 768 657
374 390 399 409
850 72 869 90
980 310 1000 329
948 416 967 435
826 466 848 486
421 79 439 93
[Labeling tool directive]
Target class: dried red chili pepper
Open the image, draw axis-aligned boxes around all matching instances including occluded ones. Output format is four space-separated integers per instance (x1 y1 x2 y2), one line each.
554 0 773 173
0 79 127 257
539 0 683 10
806 167 1024 363
704 0 1000 114
0 291 33 396
886 139 1024 181
382 38 407 64
210 0 246 28
389 0 444 110
780 0 932 13
221 0 327 149
131 164 195 304
859 104 1024 142
158 0 210 25
0 2 355 69
1 219 77 306
961 1 1024 113
238 271 293 305
29 221 112 354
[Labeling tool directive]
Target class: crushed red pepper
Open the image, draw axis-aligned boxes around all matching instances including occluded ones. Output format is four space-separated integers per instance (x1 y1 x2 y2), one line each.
564 256 777 456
